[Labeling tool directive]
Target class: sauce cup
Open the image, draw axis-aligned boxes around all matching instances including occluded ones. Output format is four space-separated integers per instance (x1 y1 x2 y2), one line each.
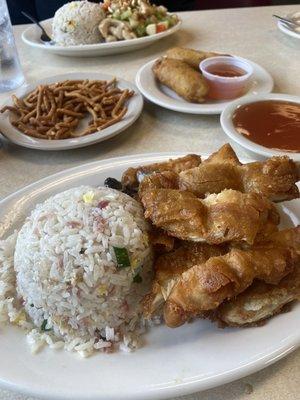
200 56 253 100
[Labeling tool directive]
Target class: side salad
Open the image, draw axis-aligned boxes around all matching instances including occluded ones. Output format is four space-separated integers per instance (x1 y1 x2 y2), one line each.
99 0 179 42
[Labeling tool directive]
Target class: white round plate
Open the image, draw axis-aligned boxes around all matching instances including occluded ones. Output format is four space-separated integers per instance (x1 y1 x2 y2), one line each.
220 93 300 162
0 153 299 400
22 18 181 57
135 57 274 114
0 72 143 151
277 12 300 40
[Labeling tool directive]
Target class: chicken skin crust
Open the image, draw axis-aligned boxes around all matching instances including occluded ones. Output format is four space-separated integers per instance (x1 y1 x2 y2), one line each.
164 244 298 327
140 188 279 245
215 266 300 327
179 144 299 202
143 241 227 317
121 154 201 190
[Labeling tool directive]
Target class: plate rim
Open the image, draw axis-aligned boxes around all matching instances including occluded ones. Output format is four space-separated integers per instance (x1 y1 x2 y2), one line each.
135 57 274 115
21 18 182 52
0 72 143 151
277 15 300 40
0 152 299 400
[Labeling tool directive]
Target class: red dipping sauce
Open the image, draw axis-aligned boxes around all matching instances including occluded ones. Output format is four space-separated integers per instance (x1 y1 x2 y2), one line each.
232 100 300 153
206 64 246 78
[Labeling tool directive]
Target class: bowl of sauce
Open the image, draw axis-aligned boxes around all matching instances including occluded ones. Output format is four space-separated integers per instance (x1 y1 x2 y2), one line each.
220 93 300 161
200 56 253 100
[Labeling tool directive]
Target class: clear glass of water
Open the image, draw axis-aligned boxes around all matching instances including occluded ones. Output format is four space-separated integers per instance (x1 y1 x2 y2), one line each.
0 0 24 92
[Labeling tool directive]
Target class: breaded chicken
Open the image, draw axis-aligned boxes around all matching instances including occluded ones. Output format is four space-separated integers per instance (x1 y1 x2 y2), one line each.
121 154 201 190
164 244 298 327
179 144 299 201
138 171 178 194
216 267 300 327
162 227 300 327
148 227 176 254
140 188 279 245
143 242 227 317
269 226 300 251
204 143 241 165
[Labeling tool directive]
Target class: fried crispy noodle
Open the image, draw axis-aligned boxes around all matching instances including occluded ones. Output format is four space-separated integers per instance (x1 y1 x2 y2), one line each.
0 187 159 357
0 79 133 140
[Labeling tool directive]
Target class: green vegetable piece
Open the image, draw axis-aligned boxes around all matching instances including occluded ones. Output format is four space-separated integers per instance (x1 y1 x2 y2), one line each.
133 274 142 283
113 247 131 268
135 24 146 37
155 11 162 19
121 9 132 20
41 319 52 332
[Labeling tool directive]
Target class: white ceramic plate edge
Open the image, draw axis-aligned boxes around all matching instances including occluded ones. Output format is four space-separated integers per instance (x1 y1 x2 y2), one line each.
277 21 300 39
21 19 182 56
0 341 298 400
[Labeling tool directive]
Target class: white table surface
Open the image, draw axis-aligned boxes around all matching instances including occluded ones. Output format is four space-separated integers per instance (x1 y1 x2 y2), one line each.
0 4 300 400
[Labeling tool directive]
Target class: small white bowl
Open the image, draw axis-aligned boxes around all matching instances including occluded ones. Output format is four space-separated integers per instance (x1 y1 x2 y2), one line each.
220 93 300 162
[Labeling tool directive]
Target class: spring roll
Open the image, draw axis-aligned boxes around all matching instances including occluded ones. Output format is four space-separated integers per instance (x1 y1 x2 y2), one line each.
166 47 220 70
152 58 208 103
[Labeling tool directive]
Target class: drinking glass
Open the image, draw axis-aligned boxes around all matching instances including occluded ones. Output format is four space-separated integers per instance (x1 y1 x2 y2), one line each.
0 0 24 92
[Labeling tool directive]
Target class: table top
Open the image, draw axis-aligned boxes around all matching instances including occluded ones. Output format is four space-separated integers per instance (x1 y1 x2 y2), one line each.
1 4 300 400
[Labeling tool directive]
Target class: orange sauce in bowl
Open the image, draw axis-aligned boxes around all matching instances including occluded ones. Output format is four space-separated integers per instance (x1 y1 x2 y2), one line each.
206 64 246 78
232 100 300 152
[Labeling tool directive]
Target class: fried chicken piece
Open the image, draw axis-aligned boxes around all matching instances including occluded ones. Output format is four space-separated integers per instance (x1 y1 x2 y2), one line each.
164 243 298 327
144 227 300 321
205 143 241 165
121 154 201 190
152 58 209 103
166 47 220 70
179 144 299 201
216 267 300 327
269 226 300 251
148 228 175 254
138 171 179 194
143 242 226 317
140 188 279 245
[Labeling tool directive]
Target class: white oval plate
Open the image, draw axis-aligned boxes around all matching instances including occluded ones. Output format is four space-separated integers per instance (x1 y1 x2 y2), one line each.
22 18 182 57
0 72 143 151
277 12 300 40
0 153 299 400
220 93 300 162
135 57 274 114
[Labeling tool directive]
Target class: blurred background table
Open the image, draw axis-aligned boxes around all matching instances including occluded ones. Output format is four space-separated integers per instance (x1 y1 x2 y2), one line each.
0 4 300 400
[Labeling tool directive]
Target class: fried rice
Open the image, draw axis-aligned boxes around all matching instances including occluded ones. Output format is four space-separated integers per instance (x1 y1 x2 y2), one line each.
0 186 154 357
